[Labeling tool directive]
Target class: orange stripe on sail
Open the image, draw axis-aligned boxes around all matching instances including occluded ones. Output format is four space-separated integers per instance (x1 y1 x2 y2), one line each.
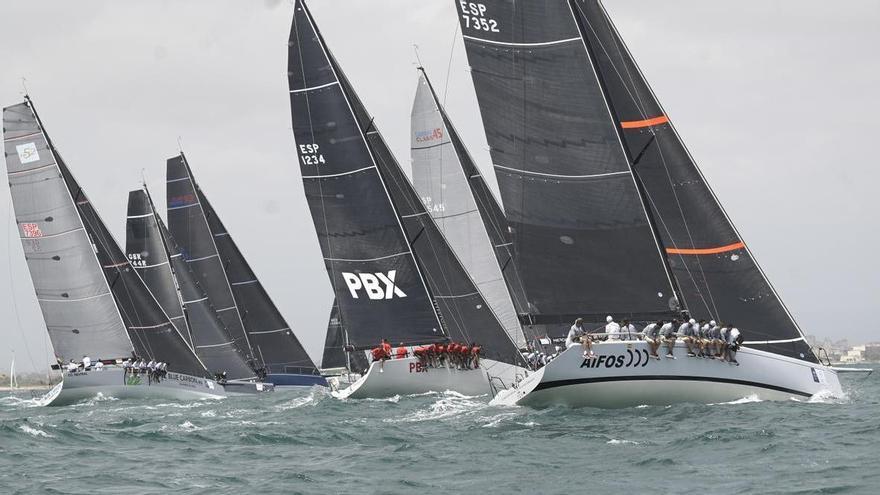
621 115 669 129
666 242 745 255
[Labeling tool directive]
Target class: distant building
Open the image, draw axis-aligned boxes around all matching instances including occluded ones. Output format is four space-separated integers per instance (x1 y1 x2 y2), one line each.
865 344 880 362
840 345 866 364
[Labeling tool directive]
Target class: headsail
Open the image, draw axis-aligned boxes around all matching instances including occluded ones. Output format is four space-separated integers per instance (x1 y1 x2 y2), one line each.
127 188 256 379
567 1 814 361
454 1 679 327
289 0 526 367
3 99 207 377
166 154 255 365
191 179 320 377
411 68 527 348
126 189 192 348
321 298 369 373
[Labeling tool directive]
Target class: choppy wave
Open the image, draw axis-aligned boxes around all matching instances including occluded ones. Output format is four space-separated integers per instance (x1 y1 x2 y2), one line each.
0 373 877 492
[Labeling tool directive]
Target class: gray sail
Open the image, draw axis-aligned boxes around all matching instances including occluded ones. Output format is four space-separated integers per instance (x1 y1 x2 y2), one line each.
3 102 132 362
411 69 525 348
166 153 255 364
126 189 192 348
289 0 526 367
4 99 208 377
127 188 257 379
454 0 679 327
191 179 319 377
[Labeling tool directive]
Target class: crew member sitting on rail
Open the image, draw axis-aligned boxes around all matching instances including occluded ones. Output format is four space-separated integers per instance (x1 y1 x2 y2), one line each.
395 343 408 360
605 315 620 341
471 343 482 368
679 319 697 357
697 319 710 357
95 359 104 371
67 360 78 372
643 320 662 359
82 356 92 370
725 325 742 365
372 339 392 371
660 319 678 358
460 343 471 369
621 319 636 341
719 324 731 361
436 343 447 368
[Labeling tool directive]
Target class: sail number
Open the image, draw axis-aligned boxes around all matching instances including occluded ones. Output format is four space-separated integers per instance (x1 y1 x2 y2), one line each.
459 2 499 33
298 143 326 166
127 253 146 267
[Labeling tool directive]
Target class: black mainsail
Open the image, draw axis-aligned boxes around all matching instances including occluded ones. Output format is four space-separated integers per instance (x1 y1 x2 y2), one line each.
567 1 814 361
126 188 256 379
289 0 526 367
411 68 529 348
3 98 207 377
166 154 255 365
454 1 679 327
179 162 320 377
456 0 814 361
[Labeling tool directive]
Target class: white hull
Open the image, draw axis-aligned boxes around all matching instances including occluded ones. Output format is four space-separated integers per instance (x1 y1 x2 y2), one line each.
47 366 226 406
491 341 842 408
222 380 274 396
332 357 491 399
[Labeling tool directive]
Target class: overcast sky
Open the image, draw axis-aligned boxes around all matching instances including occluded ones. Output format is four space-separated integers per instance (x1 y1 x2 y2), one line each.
1 1 878 372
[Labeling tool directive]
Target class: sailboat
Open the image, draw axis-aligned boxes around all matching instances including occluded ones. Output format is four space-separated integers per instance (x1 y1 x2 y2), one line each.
166 153 325 387
3 97 225 406
411 68 529 350
9 357 18 390
126 187 272 394
453 0 845 407
288 0 529 399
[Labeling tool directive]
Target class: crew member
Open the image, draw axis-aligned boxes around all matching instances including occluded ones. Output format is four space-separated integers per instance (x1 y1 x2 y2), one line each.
660 319 678 358
605 315 621 341
460 343 471 369
471 343 482 368
643 320 663 359
621 319 636 341
726 325 742 365
679 319 697 357
82 356 92 370
67 360 78 372
719 324 731 361
395 343 408 360
566 318 584 349
94 359 104 371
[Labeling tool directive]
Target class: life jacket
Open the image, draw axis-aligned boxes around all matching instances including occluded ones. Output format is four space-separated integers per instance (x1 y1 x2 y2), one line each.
382 342 392 355
413 346 425 356
472 346 481 355
437 345 446 354
460 345 470 355
371 347 385 360
395 347 408 359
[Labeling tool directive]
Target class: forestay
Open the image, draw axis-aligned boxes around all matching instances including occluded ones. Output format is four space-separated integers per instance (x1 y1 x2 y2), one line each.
455 0 679 326
570 0 814 361
411 69 526 348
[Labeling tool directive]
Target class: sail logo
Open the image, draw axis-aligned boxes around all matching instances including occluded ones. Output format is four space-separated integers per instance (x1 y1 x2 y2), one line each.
16 142 40 164
168 194 196 208
415 128 443 143
21 223 43 238
342 271 407 300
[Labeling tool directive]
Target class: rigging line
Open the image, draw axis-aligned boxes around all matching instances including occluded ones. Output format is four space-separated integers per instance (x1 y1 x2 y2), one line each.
442 21 460 105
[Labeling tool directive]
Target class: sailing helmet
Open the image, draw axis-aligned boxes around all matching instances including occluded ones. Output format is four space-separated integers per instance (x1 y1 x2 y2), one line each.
689 318 696 325
606 315 613 323
710 320 716 326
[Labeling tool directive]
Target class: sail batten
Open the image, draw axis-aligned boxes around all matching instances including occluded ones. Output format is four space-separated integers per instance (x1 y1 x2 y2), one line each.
456 0 679 326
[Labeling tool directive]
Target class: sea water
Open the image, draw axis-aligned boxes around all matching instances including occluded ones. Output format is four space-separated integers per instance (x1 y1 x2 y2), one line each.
1 370 877 494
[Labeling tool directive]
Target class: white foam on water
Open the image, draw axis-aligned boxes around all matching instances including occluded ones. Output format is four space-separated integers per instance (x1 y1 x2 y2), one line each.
790 389 848 405
635 404 651 409
179 421 199 431
709 394 762 406
199 410 216 418
387 392 486 424
74 393 119 407
606 439 639 445
19 424 54 438
480 412 519 428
